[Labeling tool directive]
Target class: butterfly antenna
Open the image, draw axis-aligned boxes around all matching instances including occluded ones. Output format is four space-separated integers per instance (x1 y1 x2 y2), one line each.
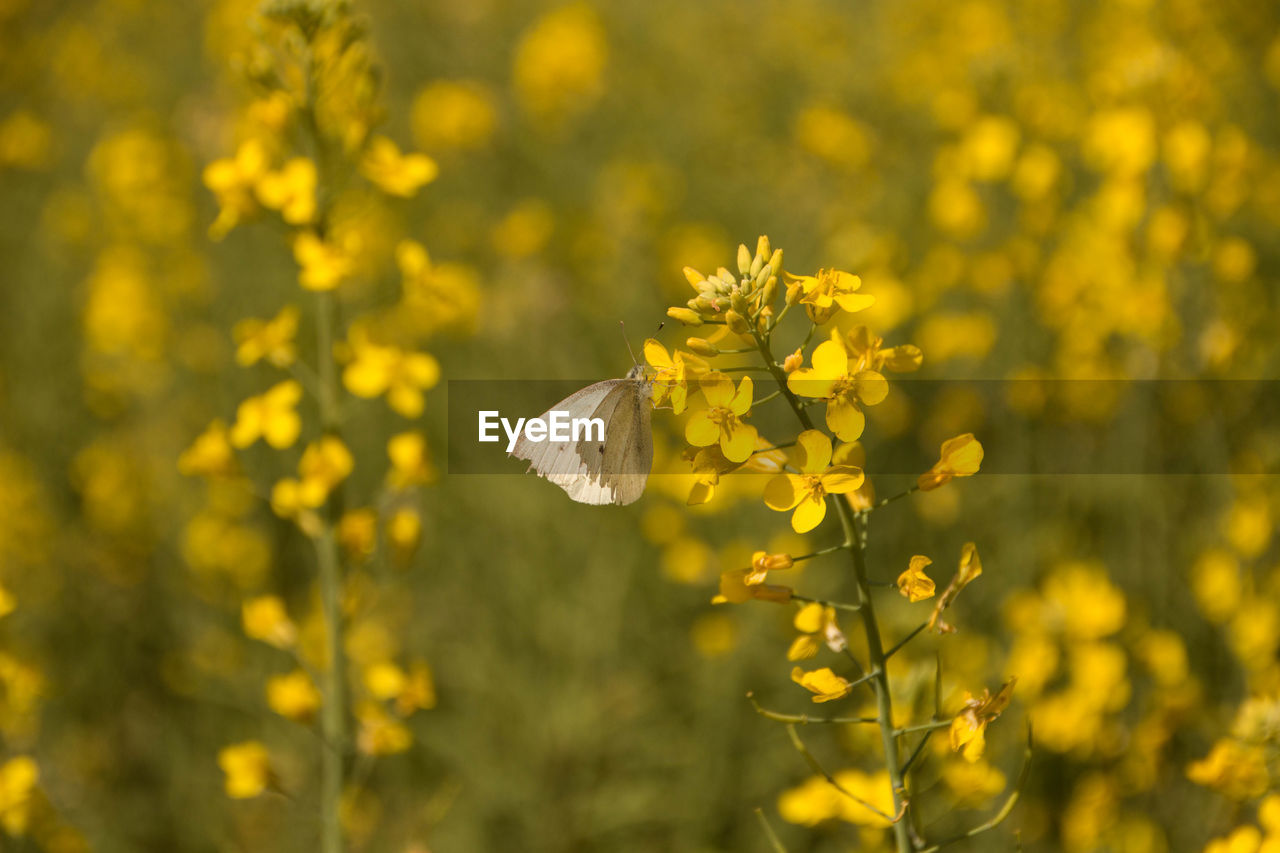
620 321 639 366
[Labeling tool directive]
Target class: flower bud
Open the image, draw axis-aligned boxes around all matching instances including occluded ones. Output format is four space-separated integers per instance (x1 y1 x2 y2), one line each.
753 552 794 572
725 309 750 336
768 248 783 276
682 266 706 289
754 262 772 287
737 243 752 276
760 276 777 307
749 252 764 279
786 281 803 306
783 348 804 373
667 307 703 326
756 235 771 260
685 337 719 357
730 289 750 316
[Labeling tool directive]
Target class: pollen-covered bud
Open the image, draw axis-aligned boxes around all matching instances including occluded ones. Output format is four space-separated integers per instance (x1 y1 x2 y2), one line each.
725 309 750 336
783 348 804 373
685 337 718 357
667 307 703 326
692 294 720 313
737 243 752 276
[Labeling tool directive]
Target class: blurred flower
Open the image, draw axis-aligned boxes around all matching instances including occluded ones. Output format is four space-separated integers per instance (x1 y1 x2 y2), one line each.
178 419 236 477
342 327 440 417
928 542 984 633
356 701 412 755
685 373 757 463
266 670 321 721
411 80 498 151
897 555 936 603
763 430 864 533
204 139 268 239
787 602 846 661
512 3 607 121
712 551 793 605
229 380 303 449
273 436 354 515
387 432 435 489
217 741 272 799
293 232 354 292
242 596 297 649
255 157 317 225
0 756 38 836
785 269 874 325
234 305 299 368
360 136 438 198
1186 739 1270 801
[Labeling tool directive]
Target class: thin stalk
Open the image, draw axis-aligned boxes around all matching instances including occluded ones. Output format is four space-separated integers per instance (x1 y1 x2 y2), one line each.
751 322 913 853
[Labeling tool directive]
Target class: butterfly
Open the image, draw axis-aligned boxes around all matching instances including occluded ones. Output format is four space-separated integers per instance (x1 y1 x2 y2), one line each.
509 364 653 505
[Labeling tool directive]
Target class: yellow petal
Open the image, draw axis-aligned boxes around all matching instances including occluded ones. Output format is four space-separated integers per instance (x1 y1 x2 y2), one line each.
729 375 753 415
833 292 876 313
820 465 865 494
643 338 672 370
721 423 757 462
811 338 848 379
825 397 866 443
763 474 804 511
700 372 734 407
788 368 837 400
792 494 827 533
855 370 889 405
794 429 833 474
685 411 719 447
794 602 825 633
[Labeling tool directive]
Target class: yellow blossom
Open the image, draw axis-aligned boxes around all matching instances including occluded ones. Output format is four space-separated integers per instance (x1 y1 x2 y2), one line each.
364 661 407 701
785 269 874 324
918 433 984 491
396 661 437 715
266 670 321 721
360 135 438 197
217 741 272 799
949 678 1016 762
685 372 757 462
343 327 440 417
411 80 498 151
713 551 793 605
293 232 353 292
387 431 435 488
0 756 38 836
339 508 378 561
791 666 854 703
254 157 316 224
787 602 846 661
242 595 297 649
929 542 984 633
1187 739 1270 801
897 555 936 603
234 305 299 368
644 338 701 414
787 334 888 442
356 701 413 755
203 138 268 239
178 419 236 477
941 758 1007 807
387 507 422 559
844 326 922 373
763 430 865 533
229 380 303 449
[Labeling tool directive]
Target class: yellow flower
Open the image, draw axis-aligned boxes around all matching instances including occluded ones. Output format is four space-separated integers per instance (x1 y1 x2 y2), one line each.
949 678 1016 762
234 305 299 368
411 80 498 151
918 433 984 491
229 380 303 449
297 436 354 505
0 756 38 836
791 666 854 703
844 326 922 373
387 507 422 559
361 135 438 197
293 232 353 292
387 431 436 488
787 602 847 661
897 555 936 603
356 701 413 756
763 430 865 533
396 660 438 715
1187 739 1271 800
217 741 272 799
343 327 441 417
713 551 794 605
685 372 757 462
266 670 321 721
339 508 378 562
787 335 888 442
254 157 316 224
178 419 236 477
203 139 268 239
644 338 700 414
512 3 607 120
785 268 874 324
242 595 297 649
364 661 407 701
929 542 984 633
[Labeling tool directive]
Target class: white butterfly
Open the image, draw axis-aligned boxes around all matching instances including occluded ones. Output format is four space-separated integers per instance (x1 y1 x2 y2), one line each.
509 364 654 505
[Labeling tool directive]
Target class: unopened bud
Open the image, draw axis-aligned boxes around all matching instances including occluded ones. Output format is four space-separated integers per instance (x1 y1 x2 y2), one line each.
667 307 703 326
685 337 719 357
730 290 750 316
769 249 783 276
737 244 752 276
786 281 803 306
749 253 764 279
753 552 794 572
725 309 750 336
756 235 771 260
761 277 777 307
783 348 804 373
682 266 706 289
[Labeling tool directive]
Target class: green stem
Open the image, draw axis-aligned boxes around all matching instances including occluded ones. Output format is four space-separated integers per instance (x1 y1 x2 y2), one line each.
751 323 912 853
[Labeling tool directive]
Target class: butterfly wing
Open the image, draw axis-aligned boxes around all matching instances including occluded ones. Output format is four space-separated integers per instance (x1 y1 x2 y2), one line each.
509 379 623 504
593 379 652 506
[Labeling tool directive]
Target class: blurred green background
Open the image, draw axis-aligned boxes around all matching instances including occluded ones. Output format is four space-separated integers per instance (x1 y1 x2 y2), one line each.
1 0 1279 851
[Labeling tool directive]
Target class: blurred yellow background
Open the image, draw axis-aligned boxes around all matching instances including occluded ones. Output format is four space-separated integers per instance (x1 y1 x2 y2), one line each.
1 0 1279 851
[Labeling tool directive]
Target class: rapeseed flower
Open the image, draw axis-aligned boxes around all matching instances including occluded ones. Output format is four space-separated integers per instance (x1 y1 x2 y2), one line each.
763 430 864 533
